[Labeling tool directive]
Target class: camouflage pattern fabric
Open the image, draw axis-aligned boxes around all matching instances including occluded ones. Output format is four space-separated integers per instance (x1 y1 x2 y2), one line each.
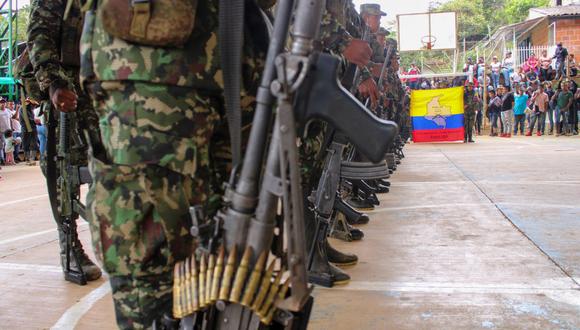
82 0 266 327
27 0 101 153
464 89 478 140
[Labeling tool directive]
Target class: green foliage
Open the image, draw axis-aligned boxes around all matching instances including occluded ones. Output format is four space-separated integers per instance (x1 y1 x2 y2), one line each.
503 0 550 24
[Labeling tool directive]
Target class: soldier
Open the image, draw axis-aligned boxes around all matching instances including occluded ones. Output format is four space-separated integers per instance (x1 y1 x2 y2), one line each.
81 1 270 327
464 82 479 143
27 0 102 282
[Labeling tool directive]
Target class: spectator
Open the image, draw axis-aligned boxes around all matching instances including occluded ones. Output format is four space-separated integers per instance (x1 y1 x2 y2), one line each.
502 52 514 88
525 69 539 86
545 82 556 135
20 97 40 165
539 50 553 81
523 52 539 75
477 57 485 81
9 102 22 163
513 85 529 135
3 129 17 165
569 80 578 134
33 101 45 162
490 56 501 88
0 98 13 165
488 89 502 136
553 43 568 80
569 54 577 77
500 86 514 137
528 84 549 136
463 57 477 84
408 63 420 89
511 67 525 87
553 81 574 136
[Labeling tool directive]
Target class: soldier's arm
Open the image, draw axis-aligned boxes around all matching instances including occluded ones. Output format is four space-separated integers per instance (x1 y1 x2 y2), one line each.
27 0 71 92
319 9 353 54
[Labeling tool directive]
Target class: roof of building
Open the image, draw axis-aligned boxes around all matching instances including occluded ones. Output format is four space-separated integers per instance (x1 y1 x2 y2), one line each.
529 4 580 18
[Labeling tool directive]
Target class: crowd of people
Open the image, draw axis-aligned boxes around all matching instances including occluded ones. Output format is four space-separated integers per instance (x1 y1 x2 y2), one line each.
401 42 580 142
0 97 44 179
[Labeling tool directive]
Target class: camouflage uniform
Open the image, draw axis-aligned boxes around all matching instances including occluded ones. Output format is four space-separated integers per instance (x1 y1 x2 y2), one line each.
27 0 102 279
27 0 100 146
81 1 267 327
464 88 478 141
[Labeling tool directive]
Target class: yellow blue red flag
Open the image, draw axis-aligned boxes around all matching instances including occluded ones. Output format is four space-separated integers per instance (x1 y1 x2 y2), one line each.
410 87 465 142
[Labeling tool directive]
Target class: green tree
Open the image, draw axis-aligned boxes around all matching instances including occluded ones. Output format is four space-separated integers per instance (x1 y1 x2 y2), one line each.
503 0 550 23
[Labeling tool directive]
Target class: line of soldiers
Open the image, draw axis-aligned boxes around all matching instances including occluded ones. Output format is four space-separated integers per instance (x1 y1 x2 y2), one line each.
304 2 408 287
17 0 409 328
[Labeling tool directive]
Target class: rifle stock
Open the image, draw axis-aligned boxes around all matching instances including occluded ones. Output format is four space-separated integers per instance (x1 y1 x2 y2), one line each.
296 53 399 163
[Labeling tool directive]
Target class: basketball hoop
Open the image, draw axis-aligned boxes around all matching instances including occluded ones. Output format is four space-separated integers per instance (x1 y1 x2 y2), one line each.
421 35 437 50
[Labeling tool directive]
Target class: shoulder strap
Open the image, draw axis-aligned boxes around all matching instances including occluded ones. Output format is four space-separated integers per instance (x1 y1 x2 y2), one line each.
219 0 245 167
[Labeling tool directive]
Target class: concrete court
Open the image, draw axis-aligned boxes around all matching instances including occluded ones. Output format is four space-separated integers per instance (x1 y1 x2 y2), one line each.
0 135 579 329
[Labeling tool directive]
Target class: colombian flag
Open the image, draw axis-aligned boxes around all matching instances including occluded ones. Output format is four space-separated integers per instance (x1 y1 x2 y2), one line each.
411 87 465 143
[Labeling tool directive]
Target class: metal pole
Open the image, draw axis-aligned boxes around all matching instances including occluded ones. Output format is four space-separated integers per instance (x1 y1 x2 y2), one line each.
513 28 517 68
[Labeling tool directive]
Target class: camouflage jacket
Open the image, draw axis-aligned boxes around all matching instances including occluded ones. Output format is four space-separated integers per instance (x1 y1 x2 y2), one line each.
82 0 268 92
464 90 479 116
319 0 371 81
27 0 84 92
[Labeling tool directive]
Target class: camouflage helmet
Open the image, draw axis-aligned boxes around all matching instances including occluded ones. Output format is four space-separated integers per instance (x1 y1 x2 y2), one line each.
360 3 386 16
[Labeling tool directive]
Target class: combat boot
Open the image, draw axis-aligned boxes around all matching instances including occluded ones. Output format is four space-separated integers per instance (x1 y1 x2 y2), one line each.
375 183 390 193
378 179 391 187
59 228 102 282
346 196 374 211
326 241 358 266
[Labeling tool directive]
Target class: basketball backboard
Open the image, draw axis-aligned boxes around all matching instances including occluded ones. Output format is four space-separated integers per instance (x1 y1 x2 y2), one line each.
397 12 457 52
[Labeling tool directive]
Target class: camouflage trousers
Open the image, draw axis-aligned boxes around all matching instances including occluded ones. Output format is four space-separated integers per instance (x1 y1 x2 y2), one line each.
464 113 475 141
86 81 250 329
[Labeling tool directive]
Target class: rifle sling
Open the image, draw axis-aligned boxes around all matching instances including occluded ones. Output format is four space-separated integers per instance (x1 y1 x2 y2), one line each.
219 0 244 167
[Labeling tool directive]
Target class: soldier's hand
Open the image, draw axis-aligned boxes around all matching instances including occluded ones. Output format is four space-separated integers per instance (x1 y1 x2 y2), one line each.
358 78 379 109
343 39 372 66
50 87 78 112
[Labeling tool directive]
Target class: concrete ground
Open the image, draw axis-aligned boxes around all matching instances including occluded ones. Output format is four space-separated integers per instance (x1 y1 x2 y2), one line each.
0 135 579 329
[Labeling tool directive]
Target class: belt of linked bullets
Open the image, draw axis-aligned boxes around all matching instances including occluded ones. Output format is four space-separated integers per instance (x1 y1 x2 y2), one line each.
173 246 290 325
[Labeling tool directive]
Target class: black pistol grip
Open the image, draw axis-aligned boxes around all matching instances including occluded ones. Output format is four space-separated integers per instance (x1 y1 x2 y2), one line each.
297 53 399 163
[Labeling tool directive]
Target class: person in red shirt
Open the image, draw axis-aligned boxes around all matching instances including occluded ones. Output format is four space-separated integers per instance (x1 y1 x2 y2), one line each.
408 63 420 89
524 52 539 75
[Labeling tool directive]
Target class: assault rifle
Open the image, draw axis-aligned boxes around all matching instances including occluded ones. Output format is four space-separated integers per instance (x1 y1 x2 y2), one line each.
172 0 397 328
45 105 93 285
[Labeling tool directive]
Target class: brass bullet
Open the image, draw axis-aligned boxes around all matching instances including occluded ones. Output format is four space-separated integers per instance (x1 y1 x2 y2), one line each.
210 246 225 302
241 251 267 307
172 261 183 318
261 277 290 324
257 268 284 316
199 253 207 308
206 253 215 304
219 245 237 301
190 256 199 311
251 258 276 311
229 246 253 303
183 258 193 316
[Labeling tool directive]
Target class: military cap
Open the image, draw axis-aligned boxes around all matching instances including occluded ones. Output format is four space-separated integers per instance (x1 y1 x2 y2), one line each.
360 4 386 16
377 27 390 36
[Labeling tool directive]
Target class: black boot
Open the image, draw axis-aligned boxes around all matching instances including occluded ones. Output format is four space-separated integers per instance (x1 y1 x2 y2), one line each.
378 179 391 187
375 183 390 194
326 241 358 266
58 225 102 282
330 212 364 242
347 196 375 211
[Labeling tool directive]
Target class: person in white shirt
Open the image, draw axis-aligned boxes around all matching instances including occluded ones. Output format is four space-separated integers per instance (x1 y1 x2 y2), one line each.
502 52 514 88
0 98 14 164
490 56 501 88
